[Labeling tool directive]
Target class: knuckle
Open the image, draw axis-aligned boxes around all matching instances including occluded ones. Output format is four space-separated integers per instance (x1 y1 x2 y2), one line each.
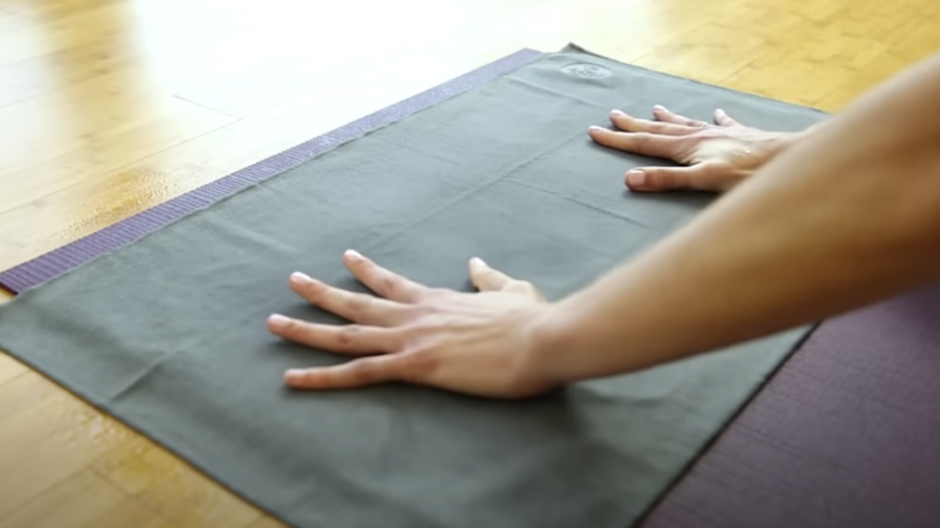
337 325 362 351
646 168 669 187
594 129 617 146
292 369 310 383
397 350 438 383
301 370 322 386
380 274 402 296
287 369 312 386
350 360 379 384
661 114 680 124
280 318 303 337
346 294 369 314
702 163 738 189
650 122 669 133
624 116 643 131
700 163 720 178
302 279 328 299
349 255 371 269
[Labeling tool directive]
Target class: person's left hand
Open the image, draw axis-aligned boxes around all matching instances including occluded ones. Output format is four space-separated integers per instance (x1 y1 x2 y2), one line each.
266 250 559 399
588 106 800 192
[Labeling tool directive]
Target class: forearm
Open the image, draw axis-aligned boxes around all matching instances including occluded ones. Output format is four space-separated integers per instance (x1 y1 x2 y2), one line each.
535 52 940 382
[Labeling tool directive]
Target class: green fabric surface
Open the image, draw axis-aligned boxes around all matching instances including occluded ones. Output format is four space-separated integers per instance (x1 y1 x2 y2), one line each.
0 45 825 528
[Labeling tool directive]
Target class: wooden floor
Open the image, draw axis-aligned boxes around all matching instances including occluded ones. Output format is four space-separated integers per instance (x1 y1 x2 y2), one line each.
0 0 938 526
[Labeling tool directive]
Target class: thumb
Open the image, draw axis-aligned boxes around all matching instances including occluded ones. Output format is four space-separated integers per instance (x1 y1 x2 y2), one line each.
469 258 515 292
624 165 713 192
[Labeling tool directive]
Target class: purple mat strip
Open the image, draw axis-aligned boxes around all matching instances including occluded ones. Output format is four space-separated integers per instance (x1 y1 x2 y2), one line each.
0 49 543 295
639 283 940 528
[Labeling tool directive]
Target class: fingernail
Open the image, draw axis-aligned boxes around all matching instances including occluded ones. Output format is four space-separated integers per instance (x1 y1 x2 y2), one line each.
588 125 605 132
716 108 726 116
290 271 313 285
285 369 305 383
627 169 646 187
653 105 666 111
344 249 363 262
470 257 487 268
610 109 625 116
268 314 290 330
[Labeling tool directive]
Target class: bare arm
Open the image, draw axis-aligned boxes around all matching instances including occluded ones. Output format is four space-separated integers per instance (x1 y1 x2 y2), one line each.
267 52 940 399
535 52 940 382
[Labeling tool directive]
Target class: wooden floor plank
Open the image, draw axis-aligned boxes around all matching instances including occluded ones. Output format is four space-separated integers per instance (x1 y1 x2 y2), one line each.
0 469 174 528
0 351 28 388
0 373 137 518
94 437 265 528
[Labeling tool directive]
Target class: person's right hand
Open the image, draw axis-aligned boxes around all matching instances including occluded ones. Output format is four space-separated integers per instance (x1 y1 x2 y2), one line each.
266 251 561 399
588 106 806 192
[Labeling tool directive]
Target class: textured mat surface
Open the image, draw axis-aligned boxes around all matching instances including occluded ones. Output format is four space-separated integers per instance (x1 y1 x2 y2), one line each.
640 284 940 528
0 45 832 528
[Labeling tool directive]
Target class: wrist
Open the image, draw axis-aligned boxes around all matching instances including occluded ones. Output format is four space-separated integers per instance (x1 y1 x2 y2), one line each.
787 121 826 147
746 124 822 178
523 289 635 385
522 301 587 386
766 130 805 159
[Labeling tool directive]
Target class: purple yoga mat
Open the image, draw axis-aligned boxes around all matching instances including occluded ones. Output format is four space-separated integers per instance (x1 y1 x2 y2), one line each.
639 284 940 528
0 49 544 295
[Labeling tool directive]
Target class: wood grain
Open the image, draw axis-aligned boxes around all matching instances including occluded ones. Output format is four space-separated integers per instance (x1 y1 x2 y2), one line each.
0 373 138 518
0 349 26 387
94 437 265 528
0 469 174 528
1 0 939 526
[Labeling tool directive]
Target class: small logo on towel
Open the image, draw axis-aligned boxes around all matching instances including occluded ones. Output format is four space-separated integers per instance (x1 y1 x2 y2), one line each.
562 63 612 79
